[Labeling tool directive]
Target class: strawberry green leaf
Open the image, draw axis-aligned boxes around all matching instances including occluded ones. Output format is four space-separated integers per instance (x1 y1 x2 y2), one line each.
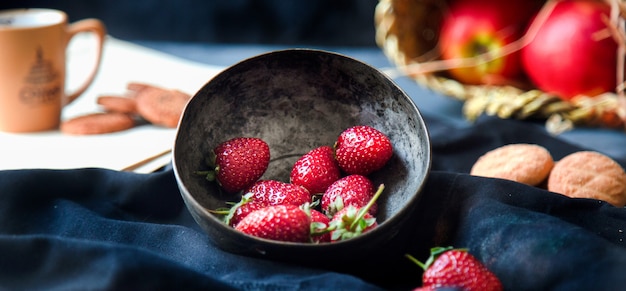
405 246 467 271
349 184 384 230
223 192 254 225
310 221 329 238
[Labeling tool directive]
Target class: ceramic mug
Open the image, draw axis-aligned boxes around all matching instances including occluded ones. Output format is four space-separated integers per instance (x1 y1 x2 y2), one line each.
0 8 106 133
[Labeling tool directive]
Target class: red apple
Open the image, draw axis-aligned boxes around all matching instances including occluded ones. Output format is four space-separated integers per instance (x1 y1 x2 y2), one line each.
439 0 543 85
521 0 618 100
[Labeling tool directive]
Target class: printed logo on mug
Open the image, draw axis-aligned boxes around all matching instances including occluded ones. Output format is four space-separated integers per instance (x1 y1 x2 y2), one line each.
0 8 105 133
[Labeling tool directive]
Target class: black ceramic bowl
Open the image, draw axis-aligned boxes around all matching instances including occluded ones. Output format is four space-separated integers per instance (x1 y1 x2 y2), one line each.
172 49 431 266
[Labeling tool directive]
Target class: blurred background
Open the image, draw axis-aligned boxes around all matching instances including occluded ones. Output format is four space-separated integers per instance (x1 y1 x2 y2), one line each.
0 0 379 46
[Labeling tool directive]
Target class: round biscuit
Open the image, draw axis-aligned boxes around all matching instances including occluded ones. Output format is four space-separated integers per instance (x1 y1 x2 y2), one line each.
126 82 153 94
470 143 554 186
548 151 626 207
135 87 190 128
60 112 136 135
97 95 138 114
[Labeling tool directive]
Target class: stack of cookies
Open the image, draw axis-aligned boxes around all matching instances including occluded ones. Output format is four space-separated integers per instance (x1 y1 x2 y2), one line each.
471 144 626 207
60 82 191 135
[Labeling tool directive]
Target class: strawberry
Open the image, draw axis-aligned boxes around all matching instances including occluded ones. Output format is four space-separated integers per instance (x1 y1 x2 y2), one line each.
327 184 384 242
321 174 377 217
290 146 341 194
201 137 270 193
310 209 331 243
223 180 311 226
334 125 393 175
406 247 503 291
329 206 378 242
225 198 264 227
245 180 311 206
234 204 311 243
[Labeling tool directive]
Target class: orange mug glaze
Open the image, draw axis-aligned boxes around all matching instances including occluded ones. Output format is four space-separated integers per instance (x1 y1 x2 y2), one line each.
0 9 105 132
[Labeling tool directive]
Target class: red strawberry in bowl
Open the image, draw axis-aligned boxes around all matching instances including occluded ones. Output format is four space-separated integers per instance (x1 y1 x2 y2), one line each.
310 209 331 243
199 137 270 194
327 184 384 242
235 204 311 243
226 198 264 227
290 146 341 194
334 125 393 175
329 205 378 242
224 180 311 226
322 174 377 217
245 180 311 206
406 247 503 291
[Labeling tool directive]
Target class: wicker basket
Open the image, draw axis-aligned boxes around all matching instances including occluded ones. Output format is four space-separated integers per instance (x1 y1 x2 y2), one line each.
374 0 626 133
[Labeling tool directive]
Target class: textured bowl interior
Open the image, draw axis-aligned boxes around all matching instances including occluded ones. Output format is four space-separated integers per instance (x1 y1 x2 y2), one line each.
173 49 431 263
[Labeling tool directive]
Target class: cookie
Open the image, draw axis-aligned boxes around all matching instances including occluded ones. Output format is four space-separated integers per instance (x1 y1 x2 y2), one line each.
470 143 554 186
97 95 138 114
547 151 626 207
60 112 136 135
126 82 153 94
135 87 190 128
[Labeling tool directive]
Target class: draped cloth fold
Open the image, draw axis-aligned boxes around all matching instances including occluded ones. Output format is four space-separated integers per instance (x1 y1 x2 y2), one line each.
1 115 624 290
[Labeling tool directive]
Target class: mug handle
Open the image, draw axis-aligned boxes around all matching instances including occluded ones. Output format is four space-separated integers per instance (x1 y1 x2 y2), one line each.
64 18 106 105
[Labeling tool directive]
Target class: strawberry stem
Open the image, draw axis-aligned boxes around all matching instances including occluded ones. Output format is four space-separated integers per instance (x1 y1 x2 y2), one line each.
405 253 427 270
223 192 253 225
207 207 231 215
349 184 384 230
310 221 329 235
197 151 217 181
205 152 217 168
195 170 216 182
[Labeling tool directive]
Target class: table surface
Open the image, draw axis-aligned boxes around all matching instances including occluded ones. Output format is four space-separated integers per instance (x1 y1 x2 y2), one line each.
0 37 224 172
3 36 624 172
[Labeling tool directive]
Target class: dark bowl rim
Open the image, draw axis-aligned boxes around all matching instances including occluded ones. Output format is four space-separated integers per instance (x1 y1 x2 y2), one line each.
172 48 432 248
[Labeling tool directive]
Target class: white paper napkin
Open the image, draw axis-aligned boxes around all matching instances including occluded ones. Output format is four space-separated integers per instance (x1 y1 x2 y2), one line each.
0 35 224 172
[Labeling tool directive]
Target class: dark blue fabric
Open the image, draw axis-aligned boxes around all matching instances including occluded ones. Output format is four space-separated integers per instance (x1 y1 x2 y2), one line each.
1 114 625 290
